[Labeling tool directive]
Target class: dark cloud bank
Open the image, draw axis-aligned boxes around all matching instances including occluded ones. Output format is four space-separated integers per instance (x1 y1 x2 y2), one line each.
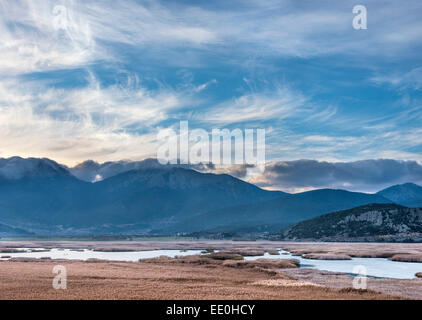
69 158 422 193
256 159 422 193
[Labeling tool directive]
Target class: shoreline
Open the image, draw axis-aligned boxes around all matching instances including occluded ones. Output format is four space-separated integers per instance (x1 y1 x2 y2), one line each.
1 240 422 258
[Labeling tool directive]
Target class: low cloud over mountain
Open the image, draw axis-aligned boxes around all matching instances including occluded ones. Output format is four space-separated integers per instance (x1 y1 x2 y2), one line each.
249 159 422 193
69 159 256 182
69 158 422 193
1 156 421 236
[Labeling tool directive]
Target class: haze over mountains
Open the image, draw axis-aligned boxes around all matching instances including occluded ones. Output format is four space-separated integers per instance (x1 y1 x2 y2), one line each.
0 156 421 237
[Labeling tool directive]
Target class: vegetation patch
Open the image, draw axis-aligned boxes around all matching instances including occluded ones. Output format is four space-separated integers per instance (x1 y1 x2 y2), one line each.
206 252 244 260
0 248 26 253
226 249 266 256
200 248 215 254
222 258 299 270
93 248 138 252
391 254 422 263
302 254 352 260
251 279 321 287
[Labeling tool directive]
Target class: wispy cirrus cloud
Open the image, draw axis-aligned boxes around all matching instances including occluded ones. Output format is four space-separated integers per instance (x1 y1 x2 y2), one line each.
0 0 96 74
197 86 308 124
0 0 421 169
0 0 219 74
3 0 422 75
0 74 197 165
371 67 422 90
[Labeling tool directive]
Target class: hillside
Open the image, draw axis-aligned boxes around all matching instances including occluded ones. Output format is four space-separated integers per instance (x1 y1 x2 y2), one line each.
377 183 422 207
79 167 285 231
163 189 392 233
283 203 422 241
2 156 420 238
0 157 284 235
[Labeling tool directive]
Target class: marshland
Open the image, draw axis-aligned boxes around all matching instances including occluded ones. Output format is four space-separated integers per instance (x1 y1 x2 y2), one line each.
0 240 422 299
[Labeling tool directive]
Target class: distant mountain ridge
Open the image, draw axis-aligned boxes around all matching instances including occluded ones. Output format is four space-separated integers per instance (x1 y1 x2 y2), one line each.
0 156 419 237
377 183 422 207
0 157 70 180
80 166 286 228
282 203 422 241
0 157 285 235
165 189 392 233
69 158 165 182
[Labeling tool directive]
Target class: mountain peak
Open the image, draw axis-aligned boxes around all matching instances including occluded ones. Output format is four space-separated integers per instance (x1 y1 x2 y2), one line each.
0 157 70 180
377 182 422 207
73 160 100 170
69 158 165 182
400 182 422 188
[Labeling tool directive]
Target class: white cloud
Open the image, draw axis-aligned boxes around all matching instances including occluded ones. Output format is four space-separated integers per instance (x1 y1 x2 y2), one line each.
0 0 97 74
0 76 193 165
248 159 422 193
0 0 421 167
199 86 307 123
3 0 422 75
195 79 217 92
0 0 218 74
371 67 422 90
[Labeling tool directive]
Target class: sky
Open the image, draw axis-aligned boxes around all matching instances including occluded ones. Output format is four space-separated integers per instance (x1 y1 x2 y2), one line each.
0 0 421 192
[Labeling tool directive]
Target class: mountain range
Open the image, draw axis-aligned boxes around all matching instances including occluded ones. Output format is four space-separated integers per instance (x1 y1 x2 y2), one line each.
0 156 421 237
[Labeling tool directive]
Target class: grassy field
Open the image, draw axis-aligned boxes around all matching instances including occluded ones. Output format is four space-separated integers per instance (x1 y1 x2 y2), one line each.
0 241 421 299
0 258 394 300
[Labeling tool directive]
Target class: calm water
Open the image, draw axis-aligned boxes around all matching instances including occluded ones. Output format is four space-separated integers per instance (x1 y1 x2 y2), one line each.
2 248 421 279
245 250 422 279
0 248 203 261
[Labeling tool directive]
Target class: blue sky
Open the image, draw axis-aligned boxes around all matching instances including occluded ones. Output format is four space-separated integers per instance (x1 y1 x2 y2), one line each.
0 0 422 191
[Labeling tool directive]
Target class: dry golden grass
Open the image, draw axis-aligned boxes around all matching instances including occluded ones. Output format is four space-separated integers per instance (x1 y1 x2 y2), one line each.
221 259 299 276
206 252 244 260
251 279 323 287
1 240 421 260
222 258 299 269
0 248 26 253
225 248 267 256
0 259 395 300
0 241 419 299
391 254 422 262
141 253 244 265
283 268 422 300
143 255 299 277
93 247 139 252
281 242 422 259
302 254 352 260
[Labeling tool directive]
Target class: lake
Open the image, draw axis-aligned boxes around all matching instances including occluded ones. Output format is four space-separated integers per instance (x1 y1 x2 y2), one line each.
245 250 422 279
2 248 421 279
0 248 203 261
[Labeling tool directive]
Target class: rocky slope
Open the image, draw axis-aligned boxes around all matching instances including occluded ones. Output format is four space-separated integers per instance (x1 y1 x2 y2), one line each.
283 204 422 241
